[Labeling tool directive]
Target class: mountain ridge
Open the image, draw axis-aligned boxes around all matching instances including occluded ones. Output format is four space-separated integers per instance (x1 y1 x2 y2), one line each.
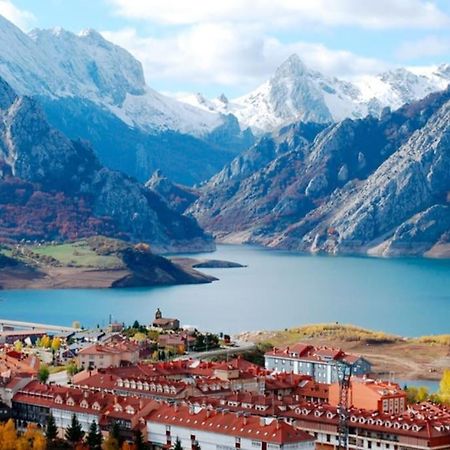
189 87 450 257
0 14 253 185
180 54 450 134
0 76 214 252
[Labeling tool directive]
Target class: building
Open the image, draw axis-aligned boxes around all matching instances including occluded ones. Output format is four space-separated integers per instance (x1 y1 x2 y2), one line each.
152 308 180 330
283 401 450 450
329 378 407 414
0 401 10 420
0 329 46 345
12 380 156 441
146 403 315 450
158 332 196 354
76 340 139 370
0 352 40 378
265 344 371 383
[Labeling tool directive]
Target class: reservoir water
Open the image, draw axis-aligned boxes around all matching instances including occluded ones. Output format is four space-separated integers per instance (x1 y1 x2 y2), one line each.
0 245 449 336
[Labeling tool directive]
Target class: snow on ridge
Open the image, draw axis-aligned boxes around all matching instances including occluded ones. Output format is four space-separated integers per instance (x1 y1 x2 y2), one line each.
0 15 226 136
178 55 450 134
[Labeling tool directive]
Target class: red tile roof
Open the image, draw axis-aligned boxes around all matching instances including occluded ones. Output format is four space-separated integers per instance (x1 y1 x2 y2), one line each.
146 403 314 445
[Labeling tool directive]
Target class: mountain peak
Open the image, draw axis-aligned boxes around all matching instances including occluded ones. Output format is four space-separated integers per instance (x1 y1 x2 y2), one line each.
274 54 308 79
218 93 229 104
78 28 106 43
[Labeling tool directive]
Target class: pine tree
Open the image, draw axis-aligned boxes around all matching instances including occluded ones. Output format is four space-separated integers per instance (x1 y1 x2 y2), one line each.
46 413 58 441
86 420 102 449
110 422 122 445
134 429 146 449
65 413 85 444
173 437 183 450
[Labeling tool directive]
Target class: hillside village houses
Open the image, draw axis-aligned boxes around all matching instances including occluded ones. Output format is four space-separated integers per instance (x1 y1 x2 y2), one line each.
0 329 449 449
76 339 139 370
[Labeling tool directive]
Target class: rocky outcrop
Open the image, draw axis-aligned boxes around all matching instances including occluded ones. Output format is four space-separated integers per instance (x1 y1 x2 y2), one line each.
377 205 450 256
111 246 215 287
145 170 200 214
192 88 450 257
0 77 213 252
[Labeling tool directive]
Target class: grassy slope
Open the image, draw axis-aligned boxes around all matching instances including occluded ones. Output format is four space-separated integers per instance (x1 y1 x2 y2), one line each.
31 241 122 268
237 324 450 381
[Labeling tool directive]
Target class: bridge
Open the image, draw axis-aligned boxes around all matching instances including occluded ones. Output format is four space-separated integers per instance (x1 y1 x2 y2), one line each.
0 319 78 333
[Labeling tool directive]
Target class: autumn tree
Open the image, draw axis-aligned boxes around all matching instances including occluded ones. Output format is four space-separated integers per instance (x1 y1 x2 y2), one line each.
102 436 120 450
0 419 18 450
406 386 429 403
14 339 23 352
17 424 47 450
439 369 450 404
40 335 51 348
65 414 85 445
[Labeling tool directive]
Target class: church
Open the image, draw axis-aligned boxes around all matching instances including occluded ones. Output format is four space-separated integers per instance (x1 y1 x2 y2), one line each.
151 308 180 331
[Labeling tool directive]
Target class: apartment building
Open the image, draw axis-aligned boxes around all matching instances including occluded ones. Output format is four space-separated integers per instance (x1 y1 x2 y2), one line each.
265 344 371 383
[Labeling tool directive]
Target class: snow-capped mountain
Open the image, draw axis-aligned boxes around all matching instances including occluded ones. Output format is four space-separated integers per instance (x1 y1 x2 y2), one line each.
180 54 450 133
0 15 254 185
0 15 227 137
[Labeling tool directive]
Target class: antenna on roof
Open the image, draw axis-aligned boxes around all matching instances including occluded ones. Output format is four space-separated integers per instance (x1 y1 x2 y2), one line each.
336 361 353 450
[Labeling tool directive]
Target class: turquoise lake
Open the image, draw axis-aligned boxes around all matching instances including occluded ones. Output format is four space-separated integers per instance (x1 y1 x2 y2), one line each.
0 245 449 337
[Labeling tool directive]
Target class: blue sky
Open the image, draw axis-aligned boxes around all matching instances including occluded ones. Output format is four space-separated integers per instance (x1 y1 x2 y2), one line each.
2 0 450 98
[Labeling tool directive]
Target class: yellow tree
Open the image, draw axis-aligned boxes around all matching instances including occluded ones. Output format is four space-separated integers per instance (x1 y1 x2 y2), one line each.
103 436 120 450
40 335 51 348
14 339 23 352
439 369 450 404
51 337 62 352
16 423 47 450
0 419 18 450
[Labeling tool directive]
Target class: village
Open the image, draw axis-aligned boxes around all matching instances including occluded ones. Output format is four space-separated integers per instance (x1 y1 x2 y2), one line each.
0 310 449 450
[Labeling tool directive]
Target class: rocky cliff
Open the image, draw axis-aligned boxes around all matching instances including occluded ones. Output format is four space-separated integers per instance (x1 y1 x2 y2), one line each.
191 89 450 257
0 77 213 252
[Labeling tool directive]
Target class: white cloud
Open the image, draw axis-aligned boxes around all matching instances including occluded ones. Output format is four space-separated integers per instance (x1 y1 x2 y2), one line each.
0 0 35 30
108 0 450 30
396 35 450 60
102 23 388 94
103 0 447 94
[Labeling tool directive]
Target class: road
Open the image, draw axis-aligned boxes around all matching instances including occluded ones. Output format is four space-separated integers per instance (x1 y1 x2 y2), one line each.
176 341 256 360
49 370 69 386
0 319 77 333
